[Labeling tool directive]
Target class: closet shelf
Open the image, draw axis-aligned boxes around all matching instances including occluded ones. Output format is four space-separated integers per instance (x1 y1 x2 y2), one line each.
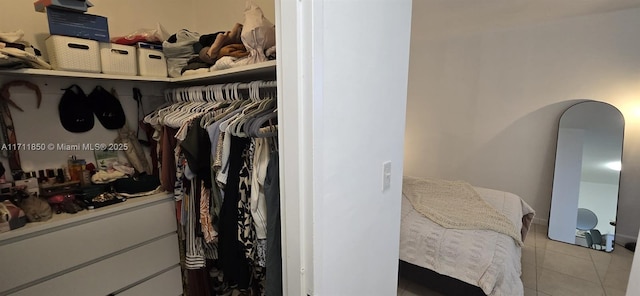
0 60 276 84
171 60 276 84
0 68 171 82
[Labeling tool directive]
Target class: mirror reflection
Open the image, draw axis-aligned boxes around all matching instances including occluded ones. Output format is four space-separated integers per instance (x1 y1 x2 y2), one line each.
548 101 624 252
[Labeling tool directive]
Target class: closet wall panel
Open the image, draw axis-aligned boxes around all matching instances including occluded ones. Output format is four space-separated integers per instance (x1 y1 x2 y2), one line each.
0 76 166 177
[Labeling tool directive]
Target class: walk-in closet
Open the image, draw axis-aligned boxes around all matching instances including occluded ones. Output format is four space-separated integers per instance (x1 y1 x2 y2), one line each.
0 1 413 295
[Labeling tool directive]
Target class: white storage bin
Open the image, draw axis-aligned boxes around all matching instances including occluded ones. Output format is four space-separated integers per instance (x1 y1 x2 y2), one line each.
45 35 101 73
137 48 167 77
99 43 137 76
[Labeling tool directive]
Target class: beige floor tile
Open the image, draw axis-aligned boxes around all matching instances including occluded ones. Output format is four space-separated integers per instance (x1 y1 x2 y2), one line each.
609 249 634 271
604 286 626 296
535 230 548 239
397 286 404 296
534 223 548 234
612 245 635 257
589 249 612 264
537 268 605 296
525 225 537 246
602 265 631 291
537 292 551 296
595 264 611 281
525 235 537 247
522 245 536 266
524 287 536 296
534 225 547 237
544 239 592 260
522 262 537 289
535 239 549 258
589 249 613 281
539 249 600 283
536 245 547 266
535 229 548 242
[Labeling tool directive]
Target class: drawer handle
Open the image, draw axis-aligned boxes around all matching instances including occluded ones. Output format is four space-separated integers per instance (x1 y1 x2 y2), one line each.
148 54 162 60
110 49 129 55
67 43 90 50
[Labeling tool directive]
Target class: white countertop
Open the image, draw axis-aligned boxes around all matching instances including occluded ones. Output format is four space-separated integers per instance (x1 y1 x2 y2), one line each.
0 192 173 243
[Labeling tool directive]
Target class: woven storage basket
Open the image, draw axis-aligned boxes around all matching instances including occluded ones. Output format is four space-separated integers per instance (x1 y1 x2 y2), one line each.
137 48 167 77
45 35 101 73
99 43 137 76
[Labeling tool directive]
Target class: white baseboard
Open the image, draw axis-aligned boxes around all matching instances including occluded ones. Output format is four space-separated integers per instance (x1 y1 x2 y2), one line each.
615 233 638 245
533 217 548 226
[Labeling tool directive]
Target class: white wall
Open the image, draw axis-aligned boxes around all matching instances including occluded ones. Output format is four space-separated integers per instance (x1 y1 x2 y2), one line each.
190 0 275 36
405 5 640 242
0 75 166 176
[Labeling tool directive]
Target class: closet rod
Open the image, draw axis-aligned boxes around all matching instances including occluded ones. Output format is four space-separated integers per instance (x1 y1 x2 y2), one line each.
164 80 277 103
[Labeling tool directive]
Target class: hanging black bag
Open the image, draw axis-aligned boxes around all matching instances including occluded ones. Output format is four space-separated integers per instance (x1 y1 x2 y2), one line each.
88 85 126 130
58 84 94 133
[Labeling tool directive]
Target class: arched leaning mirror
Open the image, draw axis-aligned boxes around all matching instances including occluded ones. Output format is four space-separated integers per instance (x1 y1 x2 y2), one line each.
548 101 624 252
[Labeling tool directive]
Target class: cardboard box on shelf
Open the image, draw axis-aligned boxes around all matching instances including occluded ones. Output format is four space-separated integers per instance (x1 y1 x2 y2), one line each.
34 0 94 13
46 6 109 42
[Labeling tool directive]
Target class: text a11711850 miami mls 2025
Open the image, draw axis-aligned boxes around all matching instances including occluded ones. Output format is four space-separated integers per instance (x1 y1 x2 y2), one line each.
0 143 129 151
55 143 129 151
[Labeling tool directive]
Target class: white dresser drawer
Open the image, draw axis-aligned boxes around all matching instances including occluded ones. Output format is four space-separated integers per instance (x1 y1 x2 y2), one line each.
12 234 180 296
117 266 183 296
0 194 176 293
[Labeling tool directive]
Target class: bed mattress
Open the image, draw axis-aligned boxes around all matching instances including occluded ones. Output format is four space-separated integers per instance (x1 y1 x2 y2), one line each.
399 185 534 296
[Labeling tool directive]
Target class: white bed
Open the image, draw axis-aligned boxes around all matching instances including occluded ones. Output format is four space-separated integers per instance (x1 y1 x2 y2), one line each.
399 180 535 296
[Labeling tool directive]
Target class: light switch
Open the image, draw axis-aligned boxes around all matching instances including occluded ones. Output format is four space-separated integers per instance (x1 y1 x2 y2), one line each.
383 161 391 191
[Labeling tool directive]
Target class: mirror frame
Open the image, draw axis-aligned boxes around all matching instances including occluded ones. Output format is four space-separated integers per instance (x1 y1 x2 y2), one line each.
548 100 625 252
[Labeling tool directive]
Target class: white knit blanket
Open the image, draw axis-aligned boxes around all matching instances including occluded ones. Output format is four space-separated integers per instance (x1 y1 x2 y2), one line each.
402 176 523 246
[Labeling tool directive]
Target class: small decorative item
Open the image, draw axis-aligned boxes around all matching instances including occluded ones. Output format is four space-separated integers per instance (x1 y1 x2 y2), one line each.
16 191 52 222
94 149 118 171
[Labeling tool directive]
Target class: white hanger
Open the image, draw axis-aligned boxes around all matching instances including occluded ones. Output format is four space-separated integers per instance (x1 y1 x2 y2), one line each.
227 82 268 136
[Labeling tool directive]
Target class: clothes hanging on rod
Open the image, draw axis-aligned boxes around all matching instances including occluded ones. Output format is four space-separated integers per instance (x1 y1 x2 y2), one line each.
264 150 282 296
163 80 277 103
145 80 279 296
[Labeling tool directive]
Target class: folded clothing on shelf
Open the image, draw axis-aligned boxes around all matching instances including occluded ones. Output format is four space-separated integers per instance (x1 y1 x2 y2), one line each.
0 44 52 70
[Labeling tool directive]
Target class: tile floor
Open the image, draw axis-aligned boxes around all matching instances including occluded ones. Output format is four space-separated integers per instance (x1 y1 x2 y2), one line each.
397 223 635 296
